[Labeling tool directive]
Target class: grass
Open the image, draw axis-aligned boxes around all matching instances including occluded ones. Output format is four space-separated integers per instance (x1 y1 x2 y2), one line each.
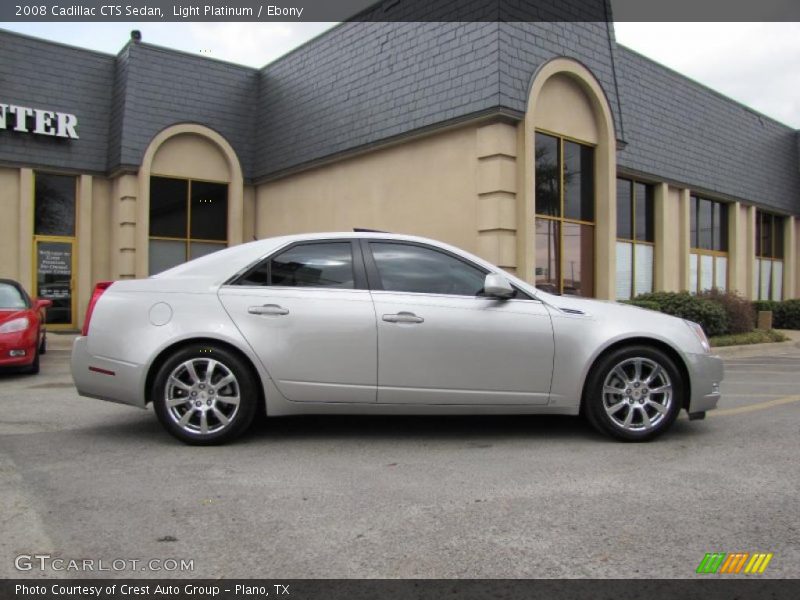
710 329 789 348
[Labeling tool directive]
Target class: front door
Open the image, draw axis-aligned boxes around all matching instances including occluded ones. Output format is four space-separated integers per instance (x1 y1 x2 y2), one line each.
218 240 378 403
365 241 555 405
34 238 75 328
33 172 78 330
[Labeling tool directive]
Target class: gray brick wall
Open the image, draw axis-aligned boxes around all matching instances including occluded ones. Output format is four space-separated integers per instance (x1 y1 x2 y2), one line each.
616 46 800 213
498 21 624 139
113 43 259 175
1 27 798 216
254 21 500 179
0 30 114 173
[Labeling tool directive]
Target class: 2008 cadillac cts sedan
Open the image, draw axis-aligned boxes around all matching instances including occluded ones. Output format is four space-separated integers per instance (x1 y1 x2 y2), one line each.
71 232 723 445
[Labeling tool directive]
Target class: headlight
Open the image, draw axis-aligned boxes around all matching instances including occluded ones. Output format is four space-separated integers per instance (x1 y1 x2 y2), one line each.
0 317 30 334
684 319 710 353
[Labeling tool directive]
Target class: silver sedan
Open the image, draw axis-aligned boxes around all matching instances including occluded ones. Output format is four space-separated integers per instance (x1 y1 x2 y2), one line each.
71 232 723 444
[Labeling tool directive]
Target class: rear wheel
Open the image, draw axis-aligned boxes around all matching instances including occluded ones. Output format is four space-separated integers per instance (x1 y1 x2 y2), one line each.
152 344 258 445
584 345 683 442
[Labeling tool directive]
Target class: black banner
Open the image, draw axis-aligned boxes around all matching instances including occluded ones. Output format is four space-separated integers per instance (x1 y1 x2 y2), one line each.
2 580 800 600
2 0 800 23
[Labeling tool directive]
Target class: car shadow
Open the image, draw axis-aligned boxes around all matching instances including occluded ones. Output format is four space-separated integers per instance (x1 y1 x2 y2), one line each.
72 410 708 447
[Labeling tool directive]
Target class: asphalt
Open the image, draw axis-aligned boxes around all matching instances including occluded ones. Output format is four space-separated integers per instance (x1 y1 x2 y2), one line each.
0 333 798 579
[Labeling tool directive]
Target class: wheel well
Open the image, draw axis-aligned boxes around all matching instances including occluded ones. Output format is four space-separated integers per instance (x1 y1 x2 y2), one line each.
580 337 691 413
143 338 266 412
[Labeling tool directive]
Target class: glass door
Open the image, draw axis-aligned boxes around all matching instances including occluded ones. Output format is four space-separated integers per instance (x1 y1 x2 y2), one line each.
33 172 77 330
35 238 75 328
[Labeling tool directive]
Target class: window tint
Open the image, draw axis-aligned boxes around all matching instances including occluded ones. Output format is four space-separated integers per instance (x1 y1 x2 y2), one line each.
616 178 633 240
35 173 76 236
190 181 228 241
535 133 560 217
150 177 188 238
238 243 355 289
563 141 594 222
0 283 28 309
634 182 654 242
370 243 486 296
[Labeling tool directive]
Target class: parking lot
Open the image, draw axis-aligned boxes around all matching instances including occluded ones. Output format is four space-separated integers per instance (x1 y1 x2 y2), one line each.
1 334 799 579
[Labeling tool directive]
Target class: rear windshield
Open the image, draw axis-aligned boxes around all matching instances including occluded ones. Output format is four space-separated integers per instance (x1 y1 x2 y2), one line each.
0 283 28 309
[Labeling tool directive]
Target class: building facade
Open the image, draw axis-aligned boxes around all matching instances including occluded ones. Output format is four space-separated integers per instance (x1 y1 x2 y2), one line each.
1 21 798 330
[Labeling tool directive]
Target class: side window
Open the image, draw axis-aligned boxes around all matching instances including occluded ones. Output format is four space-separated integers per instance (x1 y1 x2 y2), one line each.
237 242 355 289
369 242 486 296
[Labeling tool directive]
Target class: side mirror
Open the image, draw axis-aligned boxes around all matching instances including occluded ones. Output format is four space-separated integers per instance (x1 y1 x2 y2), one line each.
36 298 53 309
483 273 514 299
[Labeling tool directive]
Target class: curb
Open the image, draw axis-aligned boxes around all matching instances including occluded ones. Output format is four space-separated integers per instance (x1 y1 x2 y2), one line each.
712 340 800 359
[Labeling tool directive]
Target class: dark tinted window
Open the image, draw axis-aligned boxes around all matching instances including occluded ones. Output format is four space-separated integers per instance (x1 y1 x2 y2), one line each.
634 182 654 242
238 243 354 289
616 178 633 239
150 177 188 238
713 202 728 252
190 181 228 241
370 242 486 296
691 196 728 252
535 133 560 217
35 173 75 236
0 283 28 309
563 141 594 221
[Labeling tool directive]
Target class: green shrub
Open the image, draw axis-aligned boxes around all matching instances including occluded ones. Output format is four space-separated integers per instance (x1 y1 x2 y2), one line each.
698 289 755 335
754 299 800 330
631 291 728 337
624 299 661 312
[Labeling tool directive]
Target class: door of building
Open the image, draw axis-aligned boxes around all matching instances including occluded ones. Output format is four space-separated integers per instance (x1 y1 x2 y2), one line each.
33 173 77 330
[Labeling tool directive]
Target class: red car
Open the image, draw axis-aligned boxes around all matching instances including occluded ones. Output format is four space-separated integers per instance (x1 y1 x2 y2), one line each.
0 279 51 374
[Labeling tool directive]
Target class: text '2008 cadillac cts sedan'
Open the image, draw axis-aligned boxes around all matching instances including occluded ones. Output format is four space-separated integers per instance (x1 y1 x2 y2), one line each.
71 232 723 445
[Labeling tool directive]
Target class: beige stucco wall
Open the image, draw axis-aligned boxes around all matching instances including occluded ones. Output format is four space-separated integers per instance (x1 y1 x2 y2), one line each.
0 167 20 282
533 73 599 144
150 133 231 181
255 125 481 254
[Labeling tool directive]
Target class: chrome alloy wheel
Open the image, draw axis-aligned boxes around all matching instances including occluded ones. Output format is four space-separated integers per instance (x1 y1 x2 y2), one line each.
164 358 241 435
602 357 673 433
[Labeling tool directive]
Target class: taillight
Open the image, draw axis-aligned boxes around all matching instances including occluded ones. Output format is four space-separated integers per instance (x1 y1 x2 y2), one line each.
81 281 113 336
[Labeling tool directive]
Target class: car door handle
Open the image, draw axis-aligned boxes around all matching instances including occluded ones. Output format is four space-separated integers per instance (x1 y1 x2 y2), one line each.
248 304 289 316
382 311 424 324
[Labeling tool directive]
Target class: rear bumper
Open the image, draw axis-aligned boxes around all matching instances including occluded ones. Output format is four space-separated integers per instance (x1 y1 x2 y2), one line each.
71 336 147 408
686 352 724 413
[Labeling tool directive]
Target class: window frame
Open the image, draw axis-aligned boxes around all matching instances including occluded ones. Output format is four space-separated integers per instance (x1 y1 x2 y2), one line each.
615 177 655 300
755 210 785 301
534 129 596 297
148 175 229 274
689 194 729 293
230 239 368 291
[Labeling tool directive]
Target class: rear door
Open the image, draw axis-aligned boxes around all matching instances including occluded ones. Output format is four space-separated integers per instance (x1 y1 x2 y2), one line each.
219 240 378 403
364 240 554 405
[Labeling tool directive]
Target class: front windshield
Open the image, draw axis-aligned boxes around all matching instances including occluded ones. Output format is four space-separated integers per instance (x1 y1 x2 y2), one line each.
0 283 28 309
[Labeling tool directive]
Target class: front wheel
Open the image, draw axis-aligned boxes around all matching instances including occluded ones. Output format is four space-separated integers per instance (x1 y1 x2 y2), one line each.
152 344 258 445
584 346 683 442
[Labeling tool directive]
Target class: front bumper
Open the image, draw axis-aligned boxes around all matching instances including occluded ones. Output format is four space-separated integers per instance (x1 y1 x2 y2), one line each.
0 331 37 368
686 352 724 413
71 336 147 408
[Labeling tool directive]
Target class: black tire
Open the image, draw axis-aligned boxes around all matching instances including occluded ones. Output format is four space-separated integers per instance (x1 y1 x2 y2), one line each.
152 344 258 445
39 330 47 355
584 345 683 442
26 348 40 375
